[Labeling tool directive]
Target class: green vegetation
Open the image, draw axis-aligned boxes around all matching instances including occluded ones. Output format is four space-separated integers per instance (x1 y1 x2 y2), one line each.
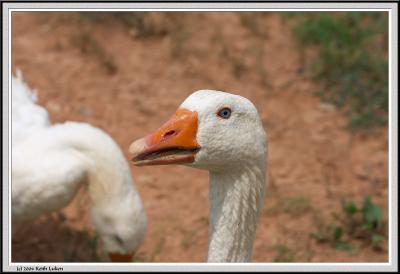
272 244 296 262
290 12 388 129
267 195 311 216
150 236 166 262
79 12 188 58
240 13 268 38
73 30 118 75
239 13 270 88
63 230 101 262
169 22 191 58
311 196 386 253
181 230 197 250
79 12 168 37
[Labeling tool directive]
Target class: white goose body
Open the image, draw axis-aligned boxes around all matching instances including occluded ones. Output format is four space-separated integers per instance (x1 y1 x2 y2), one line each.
130 90 267 262
12 70 50 145
12 72 147 262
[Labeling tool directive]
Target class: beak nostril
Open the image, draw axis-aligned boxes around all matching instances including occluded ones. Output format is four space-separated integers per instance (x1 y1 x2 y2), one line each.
162 130 177 141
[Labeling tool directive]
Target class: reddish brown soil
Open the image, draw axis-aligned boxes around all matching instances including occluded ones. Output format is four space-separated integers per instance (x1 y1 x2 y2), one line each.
11 12 388 262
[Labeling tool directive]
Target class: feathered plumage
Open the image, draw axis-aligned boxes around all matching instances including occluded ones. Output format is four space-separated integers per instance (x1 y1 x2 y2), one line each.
11 71 147 262
129 90 267 262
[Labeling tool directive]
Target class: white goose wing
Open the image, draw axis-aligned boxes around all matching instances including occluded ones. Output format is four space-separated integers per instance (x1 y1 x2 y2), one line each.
12 130 89 225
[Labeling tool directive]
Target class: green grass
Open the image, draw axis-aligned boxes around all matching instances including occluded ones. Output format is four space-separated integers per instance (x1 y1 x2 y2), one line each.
150 236 165 262
271 244 296 262
72 30 118 75
79 12 168 37
267 195 311 216
290 12 388 129
311 195 386 253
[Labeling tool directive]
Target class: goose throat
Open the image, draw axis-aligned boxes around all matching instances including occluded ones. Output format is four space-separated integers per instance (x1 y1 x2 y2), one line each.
207 163 266 262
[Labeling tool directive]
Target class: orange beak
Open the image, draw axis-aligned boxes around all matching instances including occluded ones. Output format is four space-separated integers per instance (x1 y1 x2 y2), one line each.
129 108 200 166
109 252 135 262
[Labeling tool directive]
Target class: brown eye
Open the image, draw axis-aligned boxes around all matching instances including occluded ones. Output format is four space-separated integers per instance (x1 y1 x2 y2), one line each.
217 107 232 119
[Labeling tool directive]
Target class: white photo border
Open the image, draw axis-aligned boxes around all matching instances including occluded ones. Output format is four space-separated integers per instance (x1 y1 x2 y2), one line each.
2 1 398 272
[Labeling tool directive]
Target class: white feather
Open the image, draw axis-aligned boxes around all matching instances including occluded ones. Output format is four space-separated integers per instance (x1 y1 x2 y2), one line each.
12 70 50 145
11 72 147 259
181 90 267 262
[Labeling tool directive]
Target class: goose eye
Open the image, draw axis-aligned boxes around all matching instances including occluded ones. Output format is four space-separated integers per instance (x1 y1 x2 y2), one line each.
217 108 232 119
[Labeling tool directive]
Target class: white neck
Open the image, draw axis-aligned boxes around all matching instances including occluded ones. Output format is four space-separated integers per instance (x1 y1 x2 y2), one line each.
207 162 266 262
85 145 134 206
55 122 146 253
54 122 138 208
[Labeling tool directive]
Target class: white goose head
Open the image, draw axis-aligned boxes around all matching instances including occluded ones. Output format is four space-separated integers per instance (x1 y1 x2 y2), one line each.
66 123 148 262
129 90 266 170
129 90 267 262
90 186 147 262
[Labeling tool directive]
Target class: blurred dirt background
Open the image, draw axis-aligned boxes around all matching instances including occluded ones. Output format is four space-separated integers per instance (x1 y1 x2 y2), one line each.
11 12 388 262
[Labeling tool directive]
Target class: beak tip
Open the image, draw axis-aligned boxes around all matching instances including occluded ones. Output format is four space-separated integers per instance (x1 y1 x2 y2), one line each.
109 252 135 263
128 138 146 157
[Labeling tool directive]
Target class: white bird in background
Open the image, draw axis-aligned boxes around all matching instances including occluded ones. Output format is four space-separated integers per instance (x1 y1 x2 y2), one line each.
11 71 147 262
129 90 267 262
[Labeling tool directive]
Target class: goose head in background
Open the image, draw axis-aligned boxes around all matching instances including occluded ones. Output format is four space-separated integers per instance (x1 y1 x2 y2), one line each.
12 72 147 263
